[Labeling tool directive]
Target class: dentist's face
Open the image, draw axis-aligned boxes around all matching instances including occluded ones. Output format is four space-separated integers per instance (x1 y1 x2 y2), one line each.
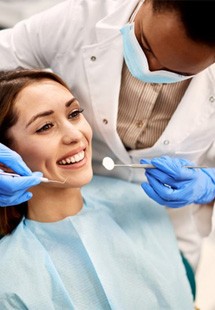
134 0 215 75
8 79 93 188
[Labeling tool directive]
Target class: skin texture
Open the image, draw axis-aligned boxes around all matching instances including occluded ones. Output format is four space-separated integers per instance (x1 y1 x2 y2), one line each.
8 80 93 222
134 0 215 75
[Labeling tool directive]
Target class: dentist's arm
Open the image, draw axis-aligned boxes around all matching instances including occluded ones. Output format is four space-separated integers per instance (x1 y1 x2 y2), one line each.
0 1 75 71
0 143 42 206
140 156 215 208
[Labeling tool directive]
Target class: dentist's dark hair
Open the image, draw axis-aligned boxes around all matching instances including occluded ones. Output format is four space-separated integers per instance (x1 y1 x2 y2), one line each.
151 0 215 47
0 68 70 236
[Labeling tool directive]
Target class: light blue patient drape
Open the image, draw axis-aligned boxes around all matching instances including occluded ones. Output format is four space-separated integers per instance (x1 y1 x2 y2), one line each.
0 176 193 309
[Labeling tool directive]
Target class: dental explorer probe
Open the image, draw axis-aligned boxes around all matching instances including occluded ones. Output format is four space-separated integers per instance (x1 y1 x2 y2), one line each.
0 171 67 184
102 157 208 171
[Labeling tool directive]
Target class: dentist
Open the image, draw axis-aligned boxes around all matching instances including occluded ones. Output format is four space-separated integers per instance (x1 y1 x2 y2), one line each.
0 0 214 269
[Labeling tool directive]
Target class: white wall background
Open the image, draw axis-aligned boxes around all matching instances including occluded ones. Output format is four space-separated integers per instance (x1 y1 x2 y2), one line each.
0 0 64 28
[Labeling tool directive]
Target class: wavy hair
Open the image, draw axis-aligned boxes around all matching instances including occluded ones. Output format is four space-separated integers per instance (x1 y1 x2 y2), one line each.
0 68 70 235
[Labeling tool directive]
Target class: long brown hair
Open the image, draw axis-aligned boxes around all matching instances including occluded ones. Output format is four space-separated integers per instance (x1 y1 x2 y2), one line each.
0 68 70 235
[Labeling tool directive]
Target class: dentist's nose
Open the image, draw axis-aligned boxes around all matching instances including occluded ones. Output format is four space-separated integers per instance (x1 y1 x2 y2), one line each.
147 55 164 71
62 123 83 144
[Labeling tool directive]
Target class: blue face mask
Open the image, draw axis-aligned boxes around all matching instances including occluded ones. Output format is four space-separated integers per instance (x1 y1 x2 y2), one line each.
120 23 193 84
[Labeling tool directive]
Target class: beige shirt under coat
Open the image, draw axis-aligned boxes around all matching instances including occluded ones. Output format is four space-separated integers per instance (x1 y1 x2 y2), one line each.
117 63 191 150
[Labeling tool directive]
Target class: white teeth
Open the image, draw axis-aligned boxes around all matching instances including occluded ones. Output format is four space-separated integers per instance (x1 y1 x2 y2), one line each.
58 151 85 165
74 154 80 162
66 158 71 164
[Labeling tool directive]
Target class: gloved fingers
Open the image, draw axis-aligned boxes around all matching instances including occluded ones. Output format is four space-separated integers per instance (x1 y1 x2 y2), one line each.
201 167 215 180
141 181 192 208
141 157 192 185
6 157 32 176
0 191 33 207
0 143 32 176
150 156 196 180
145 173 195 201
32 171 43 179
145 169 180 189
140 158 152 165
141 156 215 207
0 172 43 195
145 173 177 199
146 168 199 190
141 156 196 180
141 182 167 206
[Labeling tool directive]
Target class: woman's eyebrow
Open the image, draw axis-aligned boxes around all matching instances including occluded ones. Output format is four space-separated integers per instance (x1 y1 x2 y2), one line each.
26 97 78 128
26 110 54 128
65 97 77 107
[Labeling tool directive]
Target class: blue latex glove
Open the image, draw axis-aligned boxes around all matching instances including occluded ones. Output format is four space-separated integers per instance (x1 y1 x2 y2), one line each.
0 143 43 206
140 156 215 208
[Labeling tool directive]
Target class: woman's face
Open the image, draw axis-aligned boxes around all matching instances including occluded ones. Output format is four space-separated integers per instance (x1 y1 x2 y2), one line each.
8 79 93 188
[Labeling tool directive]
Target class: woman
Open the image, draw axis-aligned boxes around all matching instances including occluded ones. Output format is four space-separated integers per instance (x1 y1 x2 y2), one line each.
0 69 193 309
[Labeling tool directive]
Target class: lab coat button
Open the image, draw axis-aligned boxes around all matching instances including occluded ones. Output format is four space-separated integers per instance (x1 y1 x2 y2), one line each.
90 56 96 61
103 119 108 124
163 140 170 145
209 96 215 102
136 120 144 128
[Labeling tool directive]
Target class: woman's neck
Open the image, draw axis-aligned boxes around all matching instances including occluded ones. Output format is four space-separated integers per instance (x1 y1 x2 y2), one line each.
27 186 83 222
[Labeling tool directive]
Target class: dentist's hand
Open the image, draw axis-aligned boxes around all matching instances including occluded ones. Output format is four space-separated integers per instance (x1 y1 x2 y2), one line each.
0 143 43 206
140 156 215 208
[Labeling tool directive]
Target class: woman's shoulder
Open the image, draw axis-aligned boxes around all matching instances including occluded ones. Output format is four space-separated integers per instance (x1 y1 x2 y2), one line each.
0 221 27 293
0 219 44 274
0 219 52 295
0 220 29 265
81 175 167 225
82 175 161 210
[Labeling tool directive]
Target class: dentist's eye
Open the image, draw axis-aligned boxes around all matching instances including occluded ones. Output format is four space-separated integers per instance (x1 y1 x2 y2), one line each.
139 36 154 56
69 108 84 119
36 122 54 133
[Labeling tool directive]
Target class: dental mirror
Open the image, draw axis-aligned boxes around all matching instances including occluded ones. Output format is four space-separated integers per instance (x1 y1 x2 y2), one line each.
102 157 154 170
102 157 208 171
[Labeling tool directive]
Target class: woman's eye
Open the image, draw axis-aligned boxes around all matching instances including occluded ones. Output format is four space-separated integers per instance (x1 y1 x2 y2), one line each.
69 108 84 119
36 123 54 133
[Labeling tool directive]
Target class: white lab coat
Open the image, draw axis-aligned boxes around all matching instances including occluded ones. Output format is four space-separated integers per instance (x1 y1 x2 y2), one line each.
0 0 215 268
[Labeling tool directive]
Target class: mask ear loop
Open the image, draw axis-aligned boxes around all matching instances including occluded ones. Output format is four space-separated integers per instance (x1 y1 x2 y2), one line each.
129 0 144 23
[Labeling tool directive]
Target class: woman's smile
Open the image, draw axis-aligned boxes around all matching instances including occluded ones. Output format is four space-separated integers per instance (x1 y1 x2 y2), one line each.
57 149 85 165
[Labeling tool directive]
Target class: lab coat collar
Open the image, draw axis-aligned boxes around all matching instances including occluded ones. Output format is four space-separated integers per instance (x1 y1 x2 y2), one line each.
95 0 140 42
157 66 215 145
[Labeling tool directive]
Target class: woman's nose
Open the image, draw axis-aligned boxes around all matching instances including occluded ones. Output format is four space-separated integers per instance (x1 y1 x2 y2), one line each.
62 123 83 144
